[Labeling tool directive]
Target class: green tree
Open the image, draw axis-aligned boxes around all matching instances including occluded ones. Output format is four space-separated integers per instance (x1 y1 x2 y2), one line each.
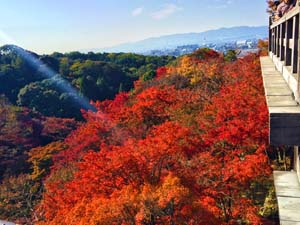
74 60 129 100
224 49 238 62
17 82 61 115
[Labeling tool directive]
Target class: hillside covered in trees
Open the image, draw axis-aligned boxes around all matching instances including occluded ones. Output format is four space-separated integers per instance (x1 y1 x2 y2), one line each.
0 45 175 224
0 45 174 119
35 48 276 225
0 44 279 224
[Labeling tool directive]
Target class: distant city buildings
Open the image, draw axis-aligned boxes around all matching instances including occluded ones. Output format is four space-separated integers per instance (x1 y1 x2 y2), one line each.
147 38 261 57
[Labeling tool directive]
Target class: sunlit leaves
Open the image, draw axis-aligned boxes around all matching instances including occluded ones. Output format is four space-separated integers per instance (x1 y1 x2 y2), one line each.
37 51 271 224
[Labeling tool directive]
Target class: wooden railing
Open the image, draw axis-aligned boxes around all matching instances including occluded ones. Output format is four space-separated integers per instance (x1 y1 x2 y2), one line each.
269 4 300 101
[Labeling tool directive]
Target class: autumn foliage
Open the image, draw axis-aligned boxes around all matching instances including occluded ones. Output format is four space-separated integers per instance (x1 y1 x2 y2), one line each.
36 49 271 224
0 96 79 222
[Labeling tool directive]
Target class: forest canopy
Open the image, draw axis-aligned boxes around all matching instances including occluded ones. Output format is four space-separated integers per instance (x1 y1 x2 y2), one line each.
0 45 175 119
0 45 278 224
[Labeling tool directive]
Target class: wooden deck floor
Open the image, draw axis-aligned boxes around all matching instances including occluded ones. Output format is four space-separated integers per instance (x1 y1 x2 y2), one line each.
260 56 300 145
274 171 300 224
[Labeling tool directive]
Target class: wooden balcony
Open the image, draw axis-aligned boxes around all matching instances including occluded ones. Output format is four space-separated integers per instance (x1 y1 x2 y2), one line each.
269 6 300 100
265 4 300 145
266 4 300 224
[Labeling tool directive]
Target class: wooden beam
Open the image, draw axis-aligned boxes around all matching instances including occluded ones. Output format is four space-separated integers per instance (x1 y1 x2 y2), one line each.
270 110 300 145
261 56 300 145
271 6 300 29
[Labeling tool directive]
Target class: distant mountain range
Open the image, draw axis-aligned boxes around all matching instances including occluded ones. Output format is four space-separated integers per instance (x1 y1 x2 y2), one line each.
86 26 268 54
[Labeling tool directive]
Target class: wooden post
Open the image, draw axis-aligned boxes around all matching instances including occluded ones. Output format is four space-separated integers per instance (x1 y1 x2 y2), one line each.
285 19 293 66
276 25 280 57
279 24 282 58
294 146 300 181
274 28 276 54
274 26 276 55
297 13 300 102
291 15 299 73
272 28 275 53
280 23 286 61
269 17 272 52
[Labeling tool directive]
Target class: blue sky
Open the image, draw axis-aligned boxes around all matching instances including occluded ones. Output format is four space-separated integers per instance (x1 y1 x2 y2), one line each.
0 0 268 54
